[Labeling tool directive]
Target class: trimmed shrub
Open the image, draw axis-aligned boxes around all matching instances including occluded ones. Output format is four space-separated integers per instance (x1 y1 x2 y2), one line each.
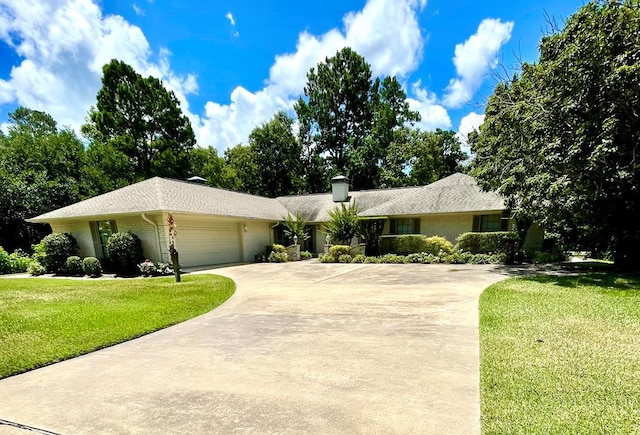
0 247 10 274
300 251 313 260
106 231 144 275
352 254 366 263
455 231 518 255
318 253 333 263
424 236 454 255
533 250 566 265
380 254 407 264
395 235 428 254
27 261 46 276
364 256 380 263
65 256 84 276
36 233 79 273
9 250 31 273
82 257 102 277
329 245 351 258
268 251 289 263
338 254 353 263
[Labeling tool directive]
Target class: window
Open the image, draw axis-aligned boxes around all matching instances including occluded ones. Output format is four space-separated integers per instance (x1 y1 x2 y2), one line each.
473 214 507 232
92 220 117 259
390 218 420 235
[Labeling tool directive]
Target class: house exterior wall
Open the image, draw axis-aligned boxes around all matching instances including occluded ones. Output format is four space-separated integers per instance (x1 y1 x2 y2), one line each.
241 220 273 262
50 221 96 259
115 215 163 262
419 213 475 243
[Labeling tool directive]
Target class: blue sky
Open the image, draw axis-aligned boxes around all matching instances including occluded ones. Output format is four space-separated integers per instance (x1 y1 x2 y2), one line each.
0 0 586 152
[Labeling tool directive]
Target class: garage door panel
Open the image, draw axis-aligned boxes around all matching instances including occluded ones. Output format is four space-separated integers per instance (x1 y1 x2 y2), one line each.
177 222 240 267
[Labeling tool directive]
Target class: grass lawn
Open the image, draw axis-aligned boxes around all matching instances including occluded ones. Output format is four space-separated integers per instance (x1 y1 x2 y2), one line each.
480 273 640 434
0 274 234 379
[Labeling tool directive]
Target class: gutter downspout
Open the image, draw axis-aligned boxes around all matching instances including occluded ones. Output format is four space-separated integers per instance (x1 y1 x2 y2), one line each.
141 213 163 262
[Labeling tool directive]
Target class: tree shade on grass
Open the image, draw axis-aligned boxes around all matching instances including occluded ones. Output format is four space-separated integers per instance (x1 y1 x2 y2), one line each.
0 274 234 379
479 274 640 434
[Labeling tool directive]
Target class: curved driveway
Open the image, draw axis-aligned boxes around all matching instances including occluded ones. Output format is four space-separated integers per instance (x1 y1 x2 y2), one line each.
0 262 514 434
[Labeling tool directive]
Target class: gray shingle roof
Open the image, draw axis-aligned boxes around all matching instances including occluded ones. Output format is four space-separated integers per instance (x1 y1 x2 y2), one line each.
359 173 504 216
29 173 504 223
29 177 290 222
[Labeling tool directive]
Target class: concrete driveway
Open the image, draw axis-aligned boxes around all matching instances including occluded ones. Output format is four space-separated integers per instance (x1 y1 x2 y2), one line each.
0 262 513 434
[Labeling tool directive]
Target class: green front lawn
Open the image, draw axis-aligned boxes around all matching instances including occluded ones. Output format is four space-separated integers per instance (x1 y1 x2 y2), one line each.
480 274 640 434
0 275 234 379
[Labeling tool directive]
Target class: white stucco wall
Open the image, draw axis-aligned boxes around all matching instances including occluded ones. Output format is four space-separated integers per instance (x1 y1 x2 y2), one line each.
241 220 273 262
49 221 96 259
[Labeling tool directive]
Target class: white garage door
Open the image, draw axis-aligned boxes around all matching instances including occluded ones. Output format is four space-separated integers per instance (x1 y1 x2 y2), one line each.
177 222 241 267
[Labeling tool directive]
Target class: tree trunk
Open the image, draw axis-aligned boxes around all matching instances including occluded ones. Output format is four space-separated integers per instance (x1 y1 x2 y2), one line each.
169 245 181 282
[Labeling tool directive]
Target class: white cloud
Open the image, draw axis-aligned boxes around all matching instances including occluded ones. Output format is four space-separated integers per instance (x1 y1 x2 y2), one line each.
0 0 196 133
456 111 485 156
0 0 438 153
132 4 144 16
443 18 513 108
225 12 235 27
209 0 428 150
406 80 451 131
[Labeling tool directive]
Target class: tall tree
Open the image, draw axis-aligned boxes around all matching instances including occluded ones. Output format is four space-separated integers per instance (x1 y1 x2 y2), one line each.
0 108 85 251
248 111 304 197
295 47 374 183
222 144 261 194
86 59 196 180
472 0 640 269
295 48 419 190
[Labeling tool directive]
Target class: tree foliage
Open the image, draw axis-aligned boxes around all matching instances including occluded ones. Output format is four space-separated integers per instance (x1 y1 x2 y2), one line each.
86 59 196 180
295 48 420 190
472 0 640 269
248 111 304 197
324 202 359 245
0 108 86 251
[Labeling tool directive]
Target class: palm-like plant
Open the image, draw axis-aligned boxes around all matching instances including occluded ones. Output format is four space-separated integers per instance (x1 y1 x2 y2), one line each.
324 202 358 245
282 212 310 245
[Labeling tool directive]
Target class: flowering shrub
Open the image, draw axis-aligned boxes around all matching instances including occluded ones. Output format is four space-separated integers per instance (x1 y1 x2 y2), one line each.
138 259 176 276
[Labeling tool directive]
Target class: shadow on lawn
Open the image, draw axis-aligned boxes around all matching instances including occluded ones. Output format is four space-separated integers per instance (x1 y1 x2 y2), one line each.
490 263 640 291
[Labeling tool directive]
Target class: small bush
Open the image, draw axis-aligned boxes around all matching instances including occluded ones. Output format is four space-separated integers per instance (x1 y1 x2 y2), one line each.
380 254 407 264
106 231 144 275
270 244 287 254
424 236 454 255
0 247 11 274
82 257 102 277
27 261 46 276
338 254 353 263
318 253 333 263
9 250 31 273
268 251 289 263
395 235 427 254
36 233 79 273
300 251 313 260
138 259 156 276
352 254 367 263
329 245 351 258
65 256 84 276
406 253 426 263
533 250 566 265
364 256 380 263
456 231 518 255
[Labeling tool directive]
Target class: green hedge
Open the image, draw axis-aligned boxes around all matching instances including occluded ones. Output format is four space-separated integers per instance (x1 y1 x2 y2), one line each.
384 235 454 255
455 231 518 255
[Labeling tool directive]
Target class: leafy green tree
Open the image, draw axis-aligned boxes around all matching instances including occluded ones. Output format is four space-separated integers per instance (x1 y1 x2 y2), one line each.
295 48 420 190
86 59 196 180
282 212 311 245
295 48 374 182
189 146 227 187
472 0 640 269
222 144 261 194
81 141 135 197
249 111 304 197
0 107 86 251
